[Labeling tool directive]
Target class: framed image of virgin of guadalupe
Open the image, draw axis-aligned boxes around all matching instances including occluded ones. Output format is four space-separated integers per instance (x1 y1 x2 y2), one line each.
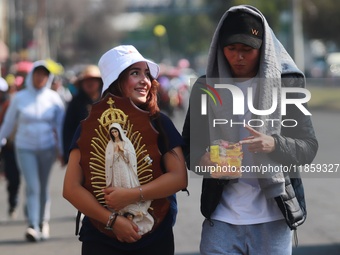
77 94 170 238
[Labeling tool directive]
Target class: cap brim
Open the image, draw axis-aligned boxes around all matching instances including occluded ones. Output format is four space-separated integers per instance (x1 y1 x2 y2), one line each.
34 65 51 74
224 34 262 49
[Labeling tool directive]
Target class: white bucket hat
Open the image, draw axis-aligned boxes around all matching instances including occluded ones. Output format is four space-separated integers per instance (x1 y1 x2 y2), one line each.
98 45 160 94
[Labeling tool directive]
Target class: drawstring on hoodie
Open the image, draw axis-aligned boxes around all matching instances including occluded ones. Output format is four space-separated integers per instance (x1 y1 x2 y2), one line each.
294 229 299 247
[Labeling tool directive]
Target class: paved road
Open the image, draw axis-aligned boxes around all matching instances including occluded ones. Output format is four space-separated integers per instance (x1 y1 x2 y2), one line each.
0 110 339 255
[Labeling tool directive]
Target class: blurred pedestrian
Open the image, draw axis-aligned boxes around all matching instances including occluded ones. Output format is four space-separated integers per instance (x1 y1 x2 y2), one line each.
5 74 19 95
62 65 102 164
12 60 33 89
63 45 187 255
182 5 318 255
0 76 21 220
51 75 73 106
0 61 65 242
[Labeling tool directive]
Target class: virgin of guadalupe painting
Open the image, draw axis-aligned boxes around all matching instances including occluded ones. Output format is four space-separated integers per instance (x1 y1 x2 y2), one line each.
105 122 154 235
78 95 169 238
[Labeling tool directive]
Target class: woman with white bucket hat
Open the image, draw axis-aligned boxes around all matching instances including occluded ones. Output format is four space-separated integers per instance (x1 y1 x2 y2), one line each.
63 45 188 255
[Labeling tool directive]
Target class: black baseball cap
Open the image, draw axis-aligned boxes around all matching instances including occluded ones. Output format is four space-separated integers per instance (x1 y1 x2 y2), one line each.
219 11 263 49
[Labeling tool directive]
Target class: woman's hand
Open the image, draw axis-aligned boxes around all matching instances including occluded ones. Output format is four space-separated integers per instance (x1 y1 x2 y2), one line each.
239 125 276 154
117 143 124 152
112 216 141 243
103 187 138 211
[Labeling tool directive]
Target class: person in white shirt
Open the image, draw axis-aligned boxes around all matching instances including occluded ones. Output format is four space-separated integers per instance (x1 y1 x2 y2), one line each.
0 60 65 242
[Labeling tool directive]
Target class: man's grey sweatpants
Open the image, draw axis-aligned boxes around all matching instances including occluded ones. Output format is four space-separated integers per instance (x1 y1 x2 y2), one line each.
200 219 292 255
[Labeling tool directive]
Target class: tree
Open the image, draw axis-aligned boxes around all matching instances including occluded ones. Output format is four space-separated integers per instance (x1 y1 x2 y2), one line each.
48 0 125 64
202 0 290 30
14 0 125 65
302 0 340 47
145 13 215 63
127 0 290 70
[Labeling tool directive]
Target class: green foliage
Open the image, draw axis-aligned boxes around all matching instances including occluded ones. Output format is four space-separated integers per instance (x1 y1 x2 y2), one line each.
152 13 214 57
308 86 340 111
123 12 216 65
302 0 340 45
122 0 340 69
208 0 290 30
124 0 292 67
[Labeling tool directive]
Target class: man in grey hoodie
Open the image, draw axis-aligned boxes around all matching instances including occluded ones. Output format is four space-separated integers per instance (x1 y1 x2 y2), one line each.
182 5 318 255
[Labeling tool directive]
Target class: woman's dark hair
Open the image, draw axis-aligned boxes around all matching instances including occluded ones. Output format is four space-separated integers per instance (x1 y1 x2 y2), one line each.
102 66 160 117
109 127 123 142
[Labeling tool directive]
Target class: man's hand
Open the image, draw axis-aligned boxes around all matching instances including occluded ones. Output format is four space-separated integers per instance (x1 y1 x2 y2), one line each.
239 125 276 154
199 152 216 167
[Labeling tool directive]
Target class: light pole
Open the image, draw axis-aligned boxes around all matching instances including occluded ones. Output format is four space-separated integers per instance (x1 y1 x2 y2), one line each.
34 0 50 59
153 24 171 64
292 0 304 72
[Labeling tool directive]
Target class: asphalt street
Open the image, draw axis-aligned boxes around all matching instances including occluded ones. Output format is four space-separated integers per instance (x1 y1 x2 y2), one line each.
0 110 339 255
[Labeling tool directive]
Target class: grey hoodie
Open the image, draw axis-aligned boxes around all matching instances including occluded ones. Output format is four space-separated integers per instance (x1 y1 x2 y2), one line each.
0 60 65 154
206 5 305 198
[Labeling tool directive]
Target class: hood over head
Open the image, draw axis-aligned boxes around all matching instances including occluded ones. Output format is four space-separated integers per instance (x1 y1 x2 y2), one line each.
205 5 305 198
206 5 303 80
25 60 54 91
109 123 129 142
